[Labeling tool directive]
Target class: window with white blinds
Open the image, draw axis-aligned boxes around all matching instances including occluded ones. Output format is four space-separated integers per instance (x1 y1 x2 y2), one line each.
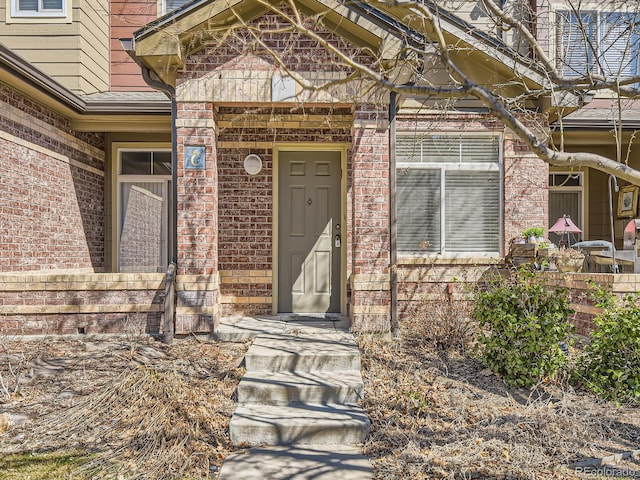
558 10 640 80
396 133 502 255
12 0 64 16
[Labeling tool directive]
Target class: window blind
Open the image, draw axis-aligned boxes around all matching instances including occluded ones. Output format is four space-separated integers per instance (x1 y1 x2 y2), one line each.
164 0 192 13
17 0 38 11
600 12 639 78
397 169 441 253
445 171 500 252
396 133 501 255
396 134 499 163
41 0 62 10
559 11 596 78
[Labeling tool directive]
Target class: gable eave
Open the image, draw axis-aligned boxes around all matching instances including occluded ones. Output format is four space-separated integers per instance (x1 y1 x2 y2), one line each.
131 0 405 88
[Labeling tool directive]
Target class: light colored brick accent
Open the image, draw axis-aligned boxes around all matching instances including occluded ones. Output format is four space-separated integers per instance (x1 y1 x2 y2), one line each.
219 270 272 285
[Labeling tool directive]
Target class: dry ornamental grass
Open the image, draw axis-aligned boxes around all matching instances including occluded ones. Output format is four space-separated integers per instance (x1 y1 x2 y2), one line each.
0 336 248 479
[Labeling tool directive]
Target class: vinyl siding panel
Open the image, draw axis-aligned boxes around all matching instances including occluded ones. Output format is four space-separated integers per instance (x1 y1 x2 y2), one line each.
77 0 110 93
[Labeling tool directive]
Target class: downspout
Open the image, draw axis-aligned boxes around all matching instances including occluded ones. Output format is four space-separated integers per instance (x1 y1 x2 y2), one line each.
141 68 178 344
389 91 399 336
139 67 178 268
120 38 178 343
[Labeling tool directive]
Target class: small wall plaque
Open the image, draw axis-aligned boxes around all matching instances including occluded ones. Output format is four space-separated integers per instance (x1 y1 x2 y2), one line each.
185 146 206 170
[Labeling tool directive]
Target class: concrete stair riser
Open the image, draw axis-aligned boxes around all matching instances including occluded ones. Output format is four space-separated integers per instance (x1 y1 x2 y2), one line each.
244 335 361 372
229 404 370 446
237 371 364 405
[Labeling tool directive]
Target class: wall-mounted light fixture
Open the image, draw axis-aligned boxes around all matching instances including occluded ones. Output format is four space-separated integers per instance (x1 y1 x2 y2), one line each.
244 154 262 175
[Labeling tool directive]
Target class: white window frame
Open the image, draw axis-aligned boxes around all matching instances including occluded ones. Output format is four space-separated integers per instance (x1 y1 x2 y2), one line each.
549 171 585 239
10 0 66 18
116 148 172 273
396 132 504 260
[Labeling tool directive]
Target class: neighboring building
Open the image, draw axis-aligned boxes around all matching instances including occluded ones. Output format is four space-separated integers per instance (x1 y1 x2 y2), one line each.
540 1 640 245
0 0 635 335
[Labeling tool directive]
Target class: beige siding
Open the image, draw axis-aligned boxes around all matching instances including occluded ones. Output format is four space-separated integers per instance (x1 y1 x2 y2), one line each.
78 0 109 92
0 0 109 94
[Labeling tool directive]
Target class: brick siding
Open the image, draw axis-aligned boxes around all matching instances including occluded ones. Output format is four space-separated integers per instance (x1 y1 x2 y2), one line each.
0 82 106 273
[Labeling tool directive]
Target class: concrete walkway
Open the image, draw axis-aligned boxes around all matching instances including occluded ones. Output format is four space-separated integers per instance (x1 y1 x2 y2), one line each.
216 316 373 480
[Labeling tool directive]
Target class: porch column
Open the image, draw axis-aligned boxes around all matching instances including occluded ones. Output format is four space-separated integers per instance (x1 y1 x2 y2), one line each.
503 118 550 250
175 101 220 334
349 106 391 332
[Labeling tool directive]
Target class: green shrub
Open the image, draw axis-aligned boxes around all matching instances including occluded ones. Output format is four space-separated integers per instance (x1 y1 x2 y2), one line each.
576 289 640 405
474 270 574 388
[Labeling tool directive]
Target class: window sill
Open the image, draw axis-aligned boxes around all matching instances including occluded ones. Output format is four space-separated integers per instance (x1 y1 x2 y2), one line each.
397 254 503 266
6 13 71 23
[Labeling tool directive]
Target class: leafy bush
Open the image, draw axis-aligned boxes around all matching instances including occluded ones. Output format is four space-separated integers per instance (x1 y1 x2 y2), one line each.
474 270 574 387
575 289 640 405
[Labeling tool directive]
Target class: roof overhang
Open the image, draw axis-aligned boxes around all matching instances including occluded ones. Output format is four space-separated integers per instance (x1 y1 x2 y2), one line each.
0 43 171 132
371 0 584 117
129 0 582 118
130 0 412 87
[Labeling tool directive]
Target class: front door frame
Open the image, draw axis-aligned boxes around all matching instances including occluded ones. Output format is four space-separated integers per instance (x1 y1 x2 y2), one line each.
273 143 348 315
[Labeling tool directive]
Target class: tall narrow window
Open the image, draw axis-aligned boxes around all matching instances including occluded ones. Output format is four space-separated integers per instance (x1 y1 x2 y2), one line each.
559 11 597 78
396 133 502 256
117 150 172 273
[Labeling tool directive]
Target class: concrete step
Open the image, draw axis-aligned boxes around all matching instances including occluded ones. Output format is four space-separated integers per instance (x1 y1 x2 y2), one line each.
229 404 370 446
218 445 373 479
237 370 364 405
244 334 361 372
214 316 350 342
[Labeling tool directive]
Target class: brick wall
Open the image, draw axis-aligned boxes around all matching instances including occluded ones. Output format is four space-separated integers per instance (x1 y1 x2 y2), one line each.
174 102 219 332
349 106 391 332
540 272 640 335
0 82 106 273
0 273 165 335
503 125 549 249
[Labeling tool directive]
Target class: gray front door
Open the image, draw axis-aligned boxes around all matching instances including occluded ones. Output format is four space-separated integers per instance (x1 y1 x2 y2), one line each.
278 150 341 313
